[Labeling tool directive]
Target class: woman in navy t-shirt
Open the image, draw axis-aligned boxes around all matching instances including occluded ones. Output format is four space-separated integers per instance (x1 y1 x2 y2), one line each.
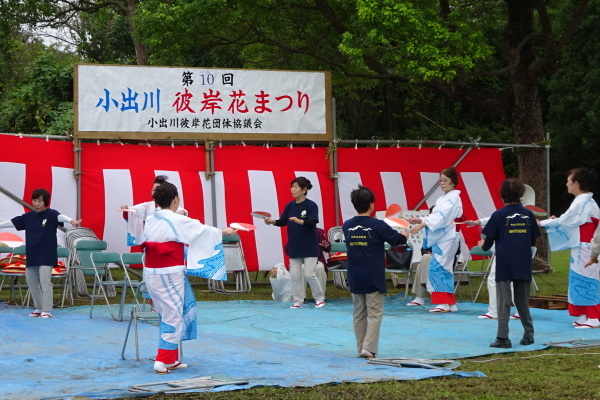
0 188 80 318
265 177 326 308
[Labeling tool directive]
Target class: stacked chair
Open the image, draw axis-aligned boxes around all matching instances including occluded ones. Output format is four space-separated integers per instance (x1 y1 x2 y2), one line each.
64 228 115 299
207 233 251 293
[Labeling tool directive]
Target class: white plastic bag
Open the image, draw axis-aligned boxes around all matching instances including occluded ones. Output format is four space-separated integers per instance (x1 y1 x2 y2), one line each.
270 263 293 302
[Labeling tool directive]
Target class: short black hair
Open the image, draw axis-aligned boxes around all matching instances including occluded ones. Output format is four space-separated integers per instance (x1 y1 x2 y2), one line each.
500 178 525 204
291 176 313 192
154 175 169 185
152 182 178 209
568 168 597 192
441 167 459 186
32 188 51 206
350 185 375 213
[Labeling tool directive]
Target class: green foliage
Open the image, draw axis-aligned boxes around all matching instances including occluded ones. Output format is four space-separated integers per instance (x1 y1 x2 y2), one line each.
133 0 509 144
545 0 600 214
0 50 75 135
75 9 136 64
135 0 242 67
44 101 74 136
136 1 494 83
0 32 18 97
341 1 494 82
0 18 47 98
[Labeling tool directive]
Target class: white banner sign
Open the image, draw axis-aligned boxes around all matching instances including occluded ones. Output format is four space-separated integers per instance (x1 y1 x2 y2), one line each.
75 64 330 138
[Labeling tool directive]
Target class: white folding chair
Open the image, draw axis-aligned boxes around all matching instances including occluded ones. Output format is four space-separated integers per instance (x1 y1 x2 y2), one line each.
454 246 495 302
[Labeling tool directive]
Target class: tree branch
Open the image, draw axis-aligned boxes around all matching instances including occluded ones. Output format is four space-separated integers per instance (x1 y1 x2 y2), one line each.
554 0 589 52
529 0 589 76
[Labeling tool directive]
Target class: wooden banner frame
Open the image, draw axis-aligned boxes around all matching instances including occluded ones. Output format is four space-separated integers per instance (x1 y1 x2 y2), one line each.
74 64 333 142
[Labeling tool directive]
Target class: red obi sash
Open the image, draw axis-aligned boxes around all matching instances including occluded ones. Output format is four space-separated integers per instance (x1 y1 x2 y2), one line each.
580 217 599 243
454 216 466 232
141 241 185 268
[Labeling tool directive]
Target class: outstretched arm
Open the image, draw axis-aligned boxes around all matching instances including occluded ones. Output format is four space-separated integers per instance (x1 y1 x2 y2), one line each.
0 220 15 229
58 214 82 227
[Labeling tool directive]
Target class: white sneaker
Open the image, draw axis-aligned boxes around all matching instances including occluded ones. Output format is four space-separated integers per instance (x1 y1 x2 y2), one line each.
510 314 521 320
315 301 326 308
449 304 458 312
478 314 497 319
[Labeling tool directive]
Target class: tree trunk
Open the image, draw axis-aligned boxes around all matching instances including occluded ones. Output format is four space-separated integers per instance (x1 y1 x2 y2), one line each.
124 0 149 65
131 34 150 65
505 0 550 266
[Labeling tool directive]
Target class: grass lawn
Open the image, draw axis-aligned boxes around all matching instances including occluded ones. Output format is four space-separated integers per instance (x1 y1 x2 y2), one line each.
3 250 600 399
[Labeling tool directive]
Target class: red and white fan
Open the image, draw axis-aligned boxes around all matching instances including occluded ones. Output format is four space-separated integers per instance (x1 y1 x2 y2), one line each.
230 222 257 232
384 217 410 230
0 232 24 249
385 203 403 218
525 205 548 217
250 211 271 219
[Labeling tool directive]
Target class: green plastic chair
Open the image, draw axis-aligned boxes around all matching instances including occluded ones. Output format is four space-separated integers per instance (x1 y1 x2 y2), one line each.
90 251 137 321
222 233 241 243
329 242 347 252
120 252 144 282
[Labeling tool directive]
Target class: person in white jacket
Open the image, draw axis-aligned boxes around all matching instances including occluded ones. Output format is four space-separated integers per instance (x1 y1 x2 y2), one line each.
409 167 463 313
142 181 235 373
539 167 600 329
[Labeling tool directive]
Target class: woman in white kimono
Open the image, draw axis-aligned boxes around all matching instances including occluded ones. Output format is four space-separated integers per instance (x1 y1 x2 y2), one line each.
409 167 463 313
142 182 235 373
540 168 600 329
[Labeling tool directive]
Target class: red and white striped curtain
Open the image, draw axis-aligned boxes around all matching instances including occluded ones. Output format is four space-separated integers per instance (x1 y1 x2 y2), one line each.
0 134 506 271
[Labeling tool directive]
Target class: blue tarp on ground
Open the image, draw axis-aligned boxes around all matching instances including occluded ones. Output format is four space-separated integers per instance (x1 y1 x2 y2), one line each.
1 295 599 400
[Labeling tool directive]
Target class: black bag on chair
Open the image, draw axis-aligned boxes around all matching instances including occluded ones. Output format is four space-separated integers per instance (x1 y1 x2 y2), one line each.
385 244 412 269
